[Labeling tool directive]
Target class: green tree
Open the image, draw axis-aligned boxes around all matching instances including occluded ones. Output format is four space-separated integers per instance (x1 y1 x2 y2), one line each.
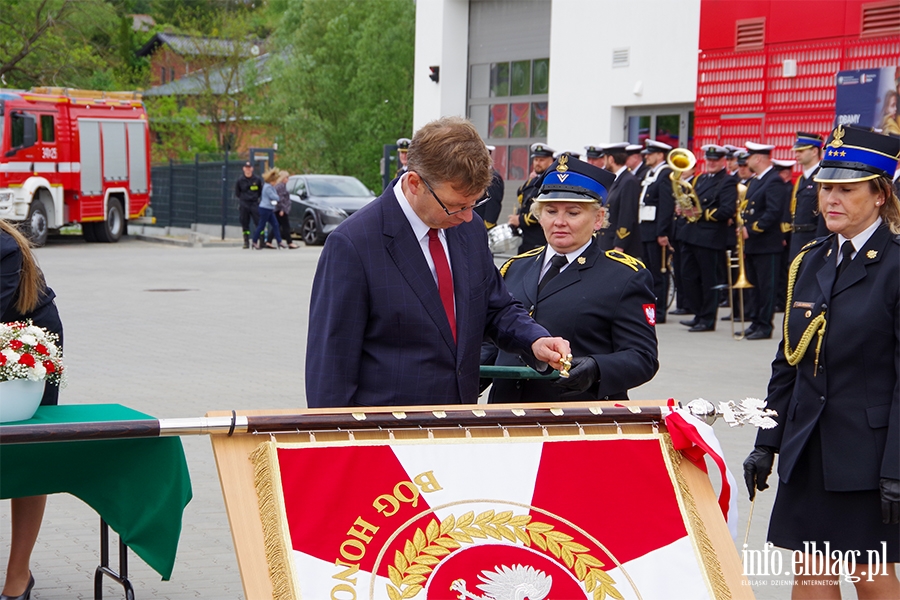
0 0 124 89
144 95 217 162
270 0 415 190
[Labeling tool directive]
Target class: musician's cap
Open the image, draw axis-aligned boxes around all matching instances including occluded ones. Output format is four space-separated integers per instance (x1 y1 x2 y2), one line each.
723 144 742 156
486 144 496 153
644 139 673 154
745 141 775 155
814 124 900 183
702 144 728 160
793 132 824 151
397 137 411 152
735 150 750 166
584 145 605 158
535 154 616 206
554 150 582 160
773 159 796 170
530 143 555 157
625 144 644 155
598 142 628 151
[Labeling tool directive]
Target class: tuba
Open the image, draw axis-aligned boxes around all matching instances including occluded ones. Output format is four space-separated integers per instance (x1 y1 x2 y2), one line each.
666 148 703 223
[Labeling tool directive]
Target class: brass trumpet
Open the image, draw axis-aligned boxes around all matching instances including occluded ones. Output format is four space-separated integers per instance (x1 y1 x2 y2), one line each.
731 183 754 340
667 148 703 223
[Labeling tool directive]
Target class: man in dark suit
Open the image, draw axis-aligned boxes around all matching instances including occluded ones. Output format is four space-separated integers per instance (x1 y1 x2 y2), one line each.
637 139 676 323
597 143 641 258
740 141 790 339
678 145 737 331
787 132 824 260
306 117 570 408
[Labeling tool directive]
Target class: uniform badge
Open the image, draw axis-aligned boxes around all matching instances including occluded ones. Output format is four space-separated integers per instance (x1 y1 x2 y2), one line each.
643 304 656 326
829 124 845 149
866 250 877 259
826 248 832 257
557 154 569 172
577 256 586 265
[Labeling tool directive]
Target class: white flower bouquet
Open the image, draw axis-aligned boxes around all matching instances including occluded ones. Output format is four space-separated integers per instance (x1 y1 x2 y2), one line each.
0 320 65 386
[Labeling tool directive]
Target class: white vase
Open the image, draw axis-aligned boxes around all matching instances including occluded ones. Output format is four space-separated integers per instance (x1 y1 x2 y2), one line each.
0 379 46 423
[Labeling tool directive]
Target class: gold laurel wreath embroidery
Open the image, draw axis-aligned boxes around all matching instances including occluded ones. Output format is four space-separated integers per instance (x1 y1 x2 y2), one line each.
385 509 623 600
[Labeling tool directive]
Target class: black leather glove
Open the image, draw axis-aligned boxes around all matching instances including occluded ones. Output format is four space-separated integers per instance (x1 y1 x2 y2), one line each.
743 446 775 501
553 356 599 395
880 478 899 524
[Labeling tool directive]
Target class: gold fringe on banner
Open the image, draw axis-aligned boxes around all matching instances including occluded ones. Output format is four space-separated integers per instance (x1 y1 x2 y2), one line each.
662 435 732 600
250 442 297 600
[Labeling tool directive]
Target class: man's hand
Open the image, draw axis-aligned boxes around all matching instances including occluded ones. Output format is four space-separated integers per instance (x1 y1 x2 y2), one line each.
880 478 899 524
741 226 749 240
532 337 571 370
508 213 520 227
743 446 775 500
657 236 669 247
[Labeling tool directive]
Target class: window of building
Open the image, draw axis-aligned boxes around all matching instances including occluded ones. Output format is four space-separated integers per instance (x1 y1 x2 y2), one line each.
161 67 167 84
468 57 550 180
170 67 176 82
40 115 55 143
625 108 694 150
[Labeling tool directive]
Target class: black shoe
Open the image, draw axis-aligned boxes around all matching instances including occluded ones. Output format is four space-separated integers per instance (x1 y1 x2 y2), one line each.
737 326 757 337
679 319 698 327
1 573 34 600
745 329 771 340
669 308 691 315
688 323 715 332
721 314 734 321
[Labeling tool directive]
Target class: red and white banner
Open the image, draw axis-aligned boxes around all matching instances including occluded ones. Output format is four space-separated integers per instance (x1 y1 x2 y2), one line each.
256 435 721 600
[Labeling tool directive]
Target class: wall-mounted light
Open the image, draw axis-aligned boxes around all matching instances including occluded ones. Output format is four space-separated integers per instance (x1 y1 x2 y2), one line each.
429 66 440 83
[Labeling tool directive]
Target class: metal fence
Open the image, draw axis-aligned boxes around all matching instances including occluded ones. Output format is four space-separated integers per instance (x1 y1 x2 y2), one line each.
150 155 247 231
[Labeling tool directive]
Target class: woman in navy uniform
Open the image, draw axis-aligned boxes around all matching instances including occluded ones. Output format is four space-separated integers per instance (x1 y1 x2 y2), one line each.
744 125 900 598
487 156 659 403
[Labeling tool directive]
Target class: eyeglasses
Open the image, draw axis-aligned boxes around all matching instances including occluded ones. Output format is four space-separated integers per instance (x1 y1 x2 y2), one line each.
418 175 491 216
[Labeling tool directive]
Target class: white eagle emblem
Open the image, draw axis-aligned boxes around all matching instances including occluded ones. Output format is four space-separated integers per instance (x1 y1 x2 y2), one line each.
450 564 552 600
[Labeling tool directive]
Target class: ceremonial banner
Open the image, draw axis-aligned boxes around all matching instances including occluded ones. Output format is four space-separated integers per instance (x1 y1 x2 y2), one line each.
249 433 729 600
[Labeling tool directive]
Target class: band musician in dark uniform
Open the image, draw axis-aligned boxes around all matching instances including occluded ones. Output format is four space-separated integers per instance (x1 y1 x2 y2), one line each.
740 141 789 339
744 125 900 598
597 143 642 259
509 143 554 253
677 144 737 332
475 145 504 229
638 139 676 323
486 156 659 403
787 132 824 260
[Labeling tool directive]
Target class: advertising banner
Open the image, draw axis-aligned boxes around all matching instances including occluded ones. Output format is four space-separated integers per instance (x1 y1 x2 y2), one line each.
834 67 900 133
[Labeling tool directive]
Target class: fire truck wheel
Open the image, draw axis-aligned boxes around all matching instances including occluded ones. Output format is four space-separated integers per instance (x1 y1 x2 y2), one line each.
25 202 49 247
82 222 98 243
96 198 125 243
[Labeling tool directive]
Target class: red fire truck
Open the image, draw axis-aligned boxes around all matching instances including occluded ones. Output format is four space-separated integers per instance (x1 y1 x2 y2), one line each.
0 87 154 246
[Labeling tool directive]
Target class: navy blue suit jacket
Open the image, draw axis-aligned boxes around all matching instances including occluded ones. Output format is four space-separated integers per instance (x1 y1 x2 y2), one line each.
743 167 788 254
306 186 550 408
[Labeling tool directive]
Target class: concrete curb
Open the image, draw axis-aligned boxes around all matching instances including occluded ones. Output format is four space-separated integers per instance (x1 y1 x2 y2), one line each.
132 234 245 248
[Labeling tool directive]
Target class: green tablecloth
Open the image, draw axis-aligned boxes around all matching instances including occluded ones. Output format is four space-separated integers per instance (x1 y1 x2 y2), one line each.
0 404 192 580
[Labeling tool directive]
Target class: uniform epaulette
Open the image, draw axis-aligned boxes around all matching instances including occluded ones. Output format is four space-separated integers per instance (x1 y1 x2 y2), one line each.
499 246 544 277
800 235 832 252
604 250 646 271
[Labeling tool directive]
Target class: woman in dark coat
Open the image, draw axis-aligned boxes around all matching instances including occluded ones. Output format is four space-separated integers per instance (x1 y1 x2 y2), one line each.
0 220 63 599
486 156 659 403
743 125 900 598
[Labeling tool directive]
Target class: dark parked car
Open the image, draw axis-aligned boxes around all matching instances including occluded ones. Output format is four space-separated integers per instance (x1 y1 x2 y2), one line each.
287 175 376 245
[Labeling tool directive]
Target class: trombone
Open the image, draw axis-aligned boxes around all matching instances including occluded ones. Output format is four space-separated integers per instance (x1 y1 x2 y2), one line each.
730 183 754 339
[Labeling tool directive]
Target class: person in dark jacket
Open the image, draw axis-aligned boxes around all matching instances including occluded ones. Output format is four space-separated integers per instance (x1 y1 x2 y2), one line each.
0 220 64 600
274 170 299 249
487 155 658 403
739 141 790 339
787 132 824 260
475 145 504 229
744 125 900 597
598 143 642 259
509 143 554 253
637 139 676 323
677 145 737 331
235 161 263 249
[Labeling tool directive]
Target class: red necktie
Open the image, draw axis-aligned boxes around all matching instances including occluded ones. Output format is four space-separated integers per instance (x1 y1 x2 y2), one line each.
427 229 456 342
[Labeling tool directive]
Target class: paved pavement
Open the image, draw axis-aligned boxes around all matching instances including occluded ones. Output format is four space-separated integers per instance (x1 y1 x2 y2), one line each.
0 235 865 599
